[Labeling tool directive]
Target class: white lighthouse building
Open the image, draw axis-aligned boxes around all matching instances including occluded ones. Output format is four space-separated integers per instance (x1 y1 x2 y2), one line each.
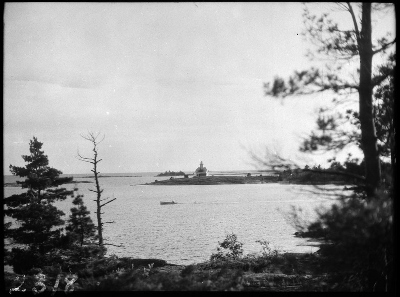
194 161 208 177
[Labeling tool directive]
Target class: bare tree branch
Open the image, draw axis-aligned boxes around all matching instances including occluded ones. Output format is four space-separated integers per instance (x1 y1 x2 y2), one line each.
372 38 396 55
100 198 116 208
78 131 111 246
347 3 360 41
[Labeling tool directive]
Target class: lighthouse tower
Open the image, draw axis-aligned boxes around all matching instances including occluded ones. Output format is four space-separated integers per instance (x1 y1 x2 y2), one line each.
195 161 208 177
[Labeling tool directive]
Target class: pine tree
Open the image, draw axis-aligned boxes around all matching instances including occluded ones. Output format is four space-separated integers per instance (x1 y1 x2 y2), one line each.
58 189 105 271
4 137 74 273
264 3 395 196
66 193 97 247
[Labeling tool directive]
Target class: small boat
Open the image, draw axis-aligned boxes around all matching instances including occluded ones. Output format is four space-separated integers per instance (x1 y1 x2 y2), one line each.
160 201 177 205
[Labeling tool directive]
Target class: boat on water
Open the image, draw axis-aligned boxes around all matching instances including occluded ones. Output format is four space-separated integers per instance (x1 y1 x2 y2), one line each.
160 201 177 205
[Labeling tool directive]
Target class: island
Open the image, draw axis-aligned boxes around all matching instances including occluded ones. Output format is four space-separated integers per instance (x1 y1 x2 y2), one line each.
147 175 277 185
146 168 354 186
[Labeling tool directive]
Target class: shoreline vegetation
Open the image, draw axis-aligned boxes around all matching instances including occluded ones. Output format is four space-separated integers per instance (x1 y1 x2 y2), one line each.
4 225 338 291
156 170 186 177
4 242 330 292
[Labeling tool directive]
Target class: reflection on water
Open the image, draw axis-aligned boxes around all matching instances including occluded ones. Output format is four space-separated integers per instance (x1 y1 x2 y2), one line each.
4 173 345 265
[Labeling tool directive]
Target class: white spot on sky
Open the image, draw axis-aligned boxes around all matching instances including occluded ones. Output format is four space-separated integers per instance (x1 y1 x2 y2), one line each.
106 112 110 115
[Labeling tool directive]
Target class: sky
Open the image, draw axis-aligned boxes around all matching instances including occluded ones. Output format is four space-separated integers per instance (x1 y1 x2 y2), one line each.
3 2 395 174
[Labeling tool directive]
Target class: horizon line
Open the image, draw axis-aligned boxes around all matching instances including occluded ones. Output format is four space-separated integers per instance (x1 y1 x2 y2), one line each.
4 169 276 176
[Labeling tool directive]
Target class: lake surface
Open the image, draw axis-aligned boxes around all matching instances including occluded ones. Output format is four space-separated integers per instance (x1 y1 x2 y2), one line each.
4 172 346 265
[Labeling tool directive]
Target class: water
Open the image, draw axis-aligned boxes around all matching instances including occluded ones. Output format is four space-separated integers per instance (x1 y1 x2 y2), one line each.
4 172 345 265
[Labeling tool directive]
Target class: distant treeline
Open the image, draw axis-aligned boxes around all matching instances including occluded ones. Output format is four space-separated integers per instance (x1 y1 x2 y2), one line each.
156 171 186 176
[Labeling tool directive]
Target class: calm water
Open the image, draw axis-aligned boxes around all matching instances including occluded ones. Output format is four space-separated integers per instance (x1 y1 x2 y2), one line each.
4 172 345 265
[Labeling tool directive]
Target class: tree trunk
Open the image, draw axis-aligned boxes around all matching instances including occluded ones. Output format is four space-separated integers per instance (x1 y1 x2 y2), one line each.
358 3 381 196
93 150 103 246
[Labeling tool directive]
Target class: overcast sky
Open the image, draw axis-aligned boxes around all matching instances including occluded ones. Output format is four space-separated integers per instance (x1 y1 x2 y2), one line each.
4 2 395 174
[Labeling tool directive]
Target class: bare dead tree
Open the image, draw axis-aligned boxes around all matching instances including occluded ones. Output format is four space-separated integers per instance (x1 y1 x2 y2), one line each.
77 132 117 246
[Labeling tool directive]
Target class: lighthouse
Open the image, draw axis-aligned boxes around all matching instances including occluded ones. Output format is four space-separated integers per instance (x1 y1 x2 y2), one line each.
194 161 208 177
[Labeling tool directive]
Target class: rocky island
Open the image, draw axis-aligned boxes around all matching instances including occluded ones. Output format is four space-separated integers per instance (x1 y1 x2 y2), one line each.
148 175 277 185
146 169 353 186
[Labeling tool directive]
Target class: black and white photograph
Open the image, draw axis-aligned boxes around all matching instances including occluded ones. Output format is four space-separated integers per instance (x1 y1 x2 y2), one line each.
4 2 395 292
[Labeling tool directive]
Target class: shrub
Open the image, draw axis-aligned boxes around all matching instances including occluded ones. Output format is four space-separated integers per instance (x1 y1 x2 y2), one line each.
210 233 244 261
295 190 393 291
180 265 195 277
256 240 279 258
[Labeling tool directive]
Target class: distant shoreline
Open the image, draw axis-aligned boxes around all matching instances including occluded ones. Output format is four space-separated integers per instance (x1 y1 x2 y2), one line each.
145 170 353 186
4 169 354 187
73 175 143 178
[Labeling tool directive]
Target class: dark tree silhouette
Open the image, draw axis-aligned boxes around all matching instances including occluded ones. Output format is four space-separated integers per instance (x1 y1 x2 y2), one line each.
57 188 106 271
259 3 395 291
264 3 395 196
66 192 97 247
4 137 74 273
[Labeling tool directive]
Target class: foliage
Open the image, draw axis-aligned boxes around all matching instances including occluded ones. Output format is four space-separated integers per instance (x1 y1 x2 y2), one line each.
210 233 244 261
260 4 395 292
372 54 395 160
256 240 279 258
264 3 395 194
156 170 186 176
65 191 97 247
4 137 74 274
290 190 393 291
52 189 106 275
78 266 245 291
72 253 245 291
299 53 394 161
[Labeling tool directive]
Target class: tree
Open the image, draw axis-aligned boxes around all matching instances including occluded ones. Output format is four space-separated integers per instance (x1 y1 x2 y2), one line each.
264 3 395 196
210 233 244 261
4 137 74 273
259 3 395 291
66 192 97 247
284 189 393 291
77 132 116 246
58 188 105 272
300 52 394 181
